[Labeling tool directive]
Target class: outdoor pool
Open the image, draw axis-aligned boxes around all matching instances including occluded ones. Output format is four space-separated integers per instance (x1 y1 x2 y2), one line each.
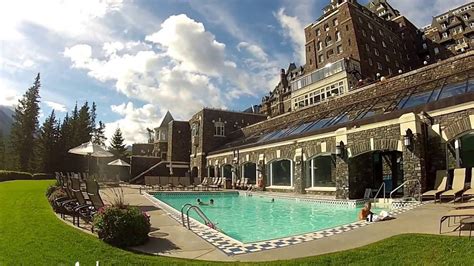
153 192 379 243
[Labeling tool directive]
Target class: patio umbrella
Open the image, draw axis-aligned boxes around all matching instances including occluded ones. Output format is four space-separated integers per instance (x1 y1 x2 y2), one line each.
68 141 113 173
107 159 130 167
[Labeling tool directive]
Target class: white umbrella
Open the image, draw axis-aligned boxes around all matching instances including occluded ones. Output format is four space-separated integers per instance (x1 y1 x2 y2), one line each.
68 141 113 173
68 141 113 157
107 159 130 167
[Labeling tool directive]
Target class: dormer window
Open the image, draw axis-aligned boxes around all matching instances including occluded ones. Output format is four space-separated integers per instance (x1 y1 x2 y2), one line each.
214 121 225 136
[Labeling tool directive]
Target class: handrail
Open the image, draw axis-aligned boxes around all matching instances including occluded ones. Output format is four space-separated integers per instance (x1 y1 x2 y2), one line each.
373 182 386 203
186 205 213 229
390 179 421 201
180 203 194 226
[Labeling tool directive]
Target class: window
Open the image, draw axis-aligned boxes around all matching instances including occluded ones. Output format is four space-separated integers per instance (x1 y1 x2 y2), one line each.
358 17 363 23
317 41 323 51
316 28 321 36
368 23 373 30
385 55 390 62
336 31 341 41
308 155 335 187
377 62 382 70
318 54 324 63
388 68 392 75
395 61 400 68
442 32 448 38
362 29 366 37
371 35 376 42
325 36 332 46
309 59 313 65
379 29 384 36
337 45 343 54
191 123 199 136
374 48 379 56
327 49 334 58
308 45 311 52
324 24 329 31
382 41 386 48
365 43 370 52
333 18 339 26
214 121 225 136
422 43 428 50
434 47 440 54
270 159 292 187
368 58 373 66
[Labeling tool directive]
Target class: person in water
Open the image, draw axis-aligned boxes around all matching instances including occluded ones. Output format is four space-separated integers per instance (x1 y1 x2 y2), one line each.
197 198 208 205
271 198 275 203
210 199 214 205
359 202 373 220
359 202 390 222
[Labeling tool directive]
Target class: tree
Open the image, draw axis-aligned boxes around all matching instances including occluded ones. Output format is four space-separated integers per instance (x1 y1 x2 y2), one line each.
0 131 5 169
109 128 127 159
10 73 41 171
92 121 107 145
38 110 60 173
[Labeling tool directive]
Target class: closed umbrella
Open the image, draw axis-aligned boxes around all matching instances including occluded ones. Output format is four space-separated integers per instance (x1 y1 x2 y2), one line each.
68 141 113 174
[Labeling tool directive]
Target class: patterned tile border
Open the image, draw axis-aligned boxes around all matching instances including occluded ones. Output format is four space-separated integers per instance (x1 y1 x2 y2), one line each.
143 192 424 256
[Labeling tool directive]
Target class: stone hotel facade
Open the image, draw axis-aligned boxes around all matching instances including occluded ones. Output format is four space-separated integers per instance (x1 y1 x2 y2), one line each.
131 0 474 200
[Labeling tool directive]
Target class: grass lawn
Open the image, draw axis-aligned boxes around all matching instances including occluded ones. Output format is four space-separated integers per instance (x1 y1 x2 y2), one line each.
0 180 473 265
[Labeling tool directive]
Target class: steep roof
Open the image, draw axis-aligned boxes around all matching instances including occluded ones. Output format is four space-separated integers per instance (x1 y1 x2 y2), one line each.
158 111 174 128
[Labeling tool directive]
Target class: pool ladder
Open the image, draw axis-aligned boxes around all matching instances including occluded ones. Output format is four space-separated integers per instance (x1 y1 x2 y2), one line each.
180 204 214 230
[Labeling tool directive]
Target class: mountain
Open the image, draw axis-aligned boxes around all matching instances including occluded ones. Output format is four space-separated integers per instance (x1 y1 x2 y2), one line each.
0 105 14 135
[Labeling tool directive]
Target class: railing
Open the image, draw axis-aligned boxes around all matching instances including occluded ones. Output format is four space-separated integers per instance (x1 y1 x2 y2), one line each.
373 182 386 203
180 204 214 230
390 179 421 202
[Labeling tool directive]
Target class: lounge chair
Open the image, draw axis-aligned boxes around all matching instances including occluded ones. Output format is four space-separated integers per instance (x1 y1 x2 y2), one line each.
234 179 241 189
85 179 105 211
240 178 249 190
196 177 208 191
453 200 474 209
462 169 474 201
439 208 474 233
69 177 95 226
144 176 162 191
439 168 466 202
209 177 221 190
422 170 448 202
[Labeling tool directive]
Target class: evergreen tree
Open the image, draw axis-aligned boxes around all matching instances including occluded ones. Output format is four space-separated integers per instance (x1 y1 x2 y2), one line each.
90 102 97 131
10 73 41 171
76 101 92 144
92 121 107 145
109 128 127 159
58 113 73 171
0 131 5 169
38 110 60 173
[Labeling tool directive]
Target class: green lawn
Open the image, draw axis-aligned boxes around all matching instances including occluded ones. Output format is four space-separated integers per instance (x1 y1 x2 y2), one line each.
0 180 472 265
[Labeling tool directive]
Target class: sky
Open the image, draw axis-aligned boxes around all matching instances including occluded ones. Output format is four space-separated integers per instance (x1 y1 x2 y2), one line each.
0 0 469 145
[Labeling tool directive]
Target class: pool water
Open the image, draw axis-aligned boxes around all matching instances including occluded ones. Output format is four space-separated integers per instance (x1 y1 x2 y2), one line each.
154 193 379 243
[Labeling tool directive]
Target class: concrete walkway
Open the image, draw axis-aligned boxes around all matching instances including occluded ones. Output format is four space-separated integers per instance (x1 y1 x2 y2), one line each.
102 186 470 262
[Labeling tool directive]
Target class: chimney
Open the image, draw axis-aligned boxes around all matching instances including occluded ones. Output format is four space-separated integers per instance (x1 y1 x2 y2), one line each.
280 69 288 89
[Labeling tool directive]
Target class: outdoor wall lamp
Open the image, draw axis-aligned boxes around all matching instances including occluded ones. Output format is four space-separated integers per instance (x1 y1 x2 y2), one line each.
404 128 413 148
336 141 345 158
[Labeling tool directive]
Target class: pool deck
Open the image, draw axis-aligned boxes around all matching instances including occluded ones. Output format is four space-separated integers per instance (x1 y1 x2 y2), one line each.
100 186 471 262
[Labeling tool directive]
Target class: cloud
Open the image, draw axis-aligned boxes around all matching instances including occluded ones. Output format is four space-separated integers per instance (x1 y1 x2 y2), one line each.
105 102 163 144
44 101 67 112
274 8 306 65
237 42 268 62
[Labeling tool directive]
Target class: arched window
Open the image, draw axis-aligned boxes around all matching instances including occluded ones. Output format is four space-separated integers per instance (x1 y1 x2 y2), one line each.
222 164 232 179
336 31 341 42
325 36 333 47
270 159 292 186
317 41 323 51
306 155 336 187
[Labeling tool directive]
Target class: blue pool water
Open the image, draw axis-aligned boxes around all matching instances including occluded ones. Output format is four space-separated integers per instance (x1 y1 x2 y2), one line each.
154 193 378 243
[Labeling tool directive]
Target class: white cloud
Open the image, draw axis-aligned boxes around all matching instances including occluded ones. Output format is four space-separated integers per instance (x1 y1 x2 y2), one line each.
105 102 163 144
237 42 268 62
44 101 67 112
0 0 123 41
0 78 22 107
274 8 306 65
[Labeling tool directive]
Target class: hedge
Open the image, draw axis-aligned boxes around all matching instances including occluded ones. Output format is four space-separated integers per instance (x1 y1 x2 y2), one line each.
0 171 54 182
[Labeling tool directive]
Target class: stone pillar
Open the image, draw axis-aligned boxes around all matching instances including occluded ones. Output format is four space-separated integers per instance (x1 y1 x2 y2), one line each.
335 157 349 199
399 113 427 196
293 148 305 194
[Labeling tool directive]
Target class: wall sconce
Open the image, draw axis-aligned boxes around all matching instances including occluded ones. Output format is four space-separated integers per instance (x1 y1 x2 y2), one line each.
404 128 413 148
295 155 302 165
336 141 345 158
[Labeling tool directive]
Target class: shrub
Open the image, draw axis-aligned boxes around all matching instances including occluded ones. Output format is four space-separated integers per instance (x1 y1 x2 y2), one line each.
33 173 53 180
47 187 67 212
0 171 33 182
93 206 151 247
